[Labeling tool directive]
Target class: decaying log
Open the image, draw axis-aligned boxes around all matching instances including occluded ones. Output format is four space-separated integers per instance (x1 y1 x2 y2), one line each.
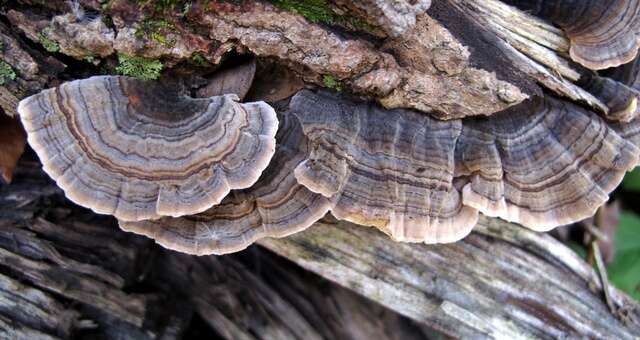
2 154 639 338
0 158 435 339
260 217 640 338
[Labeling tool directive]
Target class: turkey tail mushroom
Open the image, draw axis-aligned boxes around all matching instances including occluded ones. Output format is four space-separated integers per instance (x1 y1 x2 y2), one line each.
17 76 278 222
119 113 332 255
290 90 479 244
456 96 640 230
504 0 640 70
291 90 640 241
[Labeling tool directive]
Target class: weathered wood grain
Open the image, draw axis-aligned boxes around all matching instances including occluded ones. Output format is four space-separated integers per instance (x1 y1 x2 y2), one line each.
259 217 640 338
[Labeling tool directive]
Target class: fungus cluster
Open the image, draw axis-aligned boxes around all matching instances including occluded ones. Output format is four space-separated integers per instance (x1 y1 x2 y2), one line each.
14 1 640 255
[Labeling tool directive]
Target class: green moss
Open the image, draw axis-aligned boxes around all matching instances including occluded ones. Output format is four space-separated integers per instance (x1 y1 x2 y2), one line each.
271 0 336 24
38 28 60 53
135 0 192 12
0 61 16 85
115 54 163 80
135 19 177 48
322 75 342 91
270 0 374 30
189 52 209 67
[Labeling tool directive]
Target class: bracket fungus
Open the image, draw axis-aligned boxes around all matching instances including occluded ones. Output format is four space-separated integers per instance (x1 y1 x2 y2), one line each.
290 90 479 244
290 90 640 241
456 96 639 230
17 75 278 221
119 114 332 255
504 0 640 70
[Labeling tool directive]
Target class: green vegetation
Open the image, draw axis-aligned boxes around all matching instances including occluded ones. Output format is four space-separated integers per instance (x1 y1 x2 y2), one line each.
115 54 163 80
38 28 60 53
608 212 640 301
623 168 640 191
322 75 342 91
270 0 373 30
135 19 177 48
0 61 16 85
271 0 336 24
189 52 209 67
135 0 192 12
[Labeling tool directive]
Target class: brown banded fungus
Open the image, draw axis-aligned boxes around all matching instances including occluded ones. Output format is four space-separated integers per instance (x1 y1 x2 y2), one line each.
456 96 639 230
119 113 332 255
290 90 640 240
17 75 278 221
504 0 640 70
290 90 479 244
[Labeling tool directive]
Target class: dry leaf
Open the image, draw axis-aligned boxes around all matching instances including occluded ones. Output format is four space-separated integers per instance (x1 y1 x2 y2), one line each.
0 114 26 183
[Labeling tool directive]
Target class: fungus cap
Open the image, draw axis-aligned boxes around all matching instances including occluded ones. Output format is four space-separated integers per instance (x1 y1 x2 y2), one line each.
119 113 331 255
456 96 640 230
291 90 479 244
505 0 640 70
17 75 278 221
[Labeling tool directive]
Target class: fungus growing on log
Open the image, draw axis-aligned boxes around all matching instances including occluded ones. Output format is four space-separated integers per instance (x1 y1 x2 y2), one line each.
17 75 278 221
504 0 640 70
456 96 639 230
290 90 479 244
119 113 332 255
290 90 640 240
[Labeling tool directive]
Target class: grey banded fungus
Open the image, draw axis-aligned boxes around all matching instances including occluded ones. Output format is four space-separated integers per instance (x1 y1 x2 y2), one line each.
456 96 639 230
290 90 479 244
504 0 640 70
118 113 332 255
290 90 640 241
17 75 278 222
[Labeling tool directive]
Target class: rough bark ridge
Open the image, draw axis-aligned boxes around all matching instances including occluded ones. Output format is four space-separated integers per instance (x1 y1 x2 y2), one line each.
2 0 640 338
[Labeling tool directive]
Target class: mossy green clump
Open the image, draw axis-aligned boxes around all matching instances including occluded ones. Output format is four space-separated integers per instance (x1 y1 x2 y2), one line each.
38 28 60 53
189 52 209 67
0 61 16 85
271 0 336 24
115 54 163 80
136 19 177 48
322 75 342 91
270 0 374 30
135 0 192 12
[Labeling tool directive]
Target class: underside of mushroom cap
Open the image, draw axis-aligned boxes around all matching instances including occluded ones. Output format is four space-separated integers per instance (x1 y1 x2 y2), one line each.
504 0 640 70
18 75 278 221
118 113 332 255
291 90 479 244
456 96 640 230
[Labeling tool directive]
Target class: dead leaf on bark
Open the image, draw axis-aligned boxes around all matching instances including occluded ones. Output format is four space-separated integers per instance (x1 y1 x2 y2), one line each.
0 114 26 184
246 62 305 102
196 57 256 100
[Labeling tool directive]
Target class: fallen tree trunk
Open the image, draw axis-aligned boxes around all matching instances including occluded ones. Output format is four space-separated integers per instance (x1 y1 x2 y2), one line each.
0 158 435 339
1 156 639 338
2 0 640 338
261 218 640 338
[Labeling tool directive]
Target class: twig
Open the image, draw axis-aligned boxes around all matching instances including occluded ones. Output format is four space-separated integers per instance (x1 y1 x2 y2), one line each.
592 242 617 314
582 221 610 243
